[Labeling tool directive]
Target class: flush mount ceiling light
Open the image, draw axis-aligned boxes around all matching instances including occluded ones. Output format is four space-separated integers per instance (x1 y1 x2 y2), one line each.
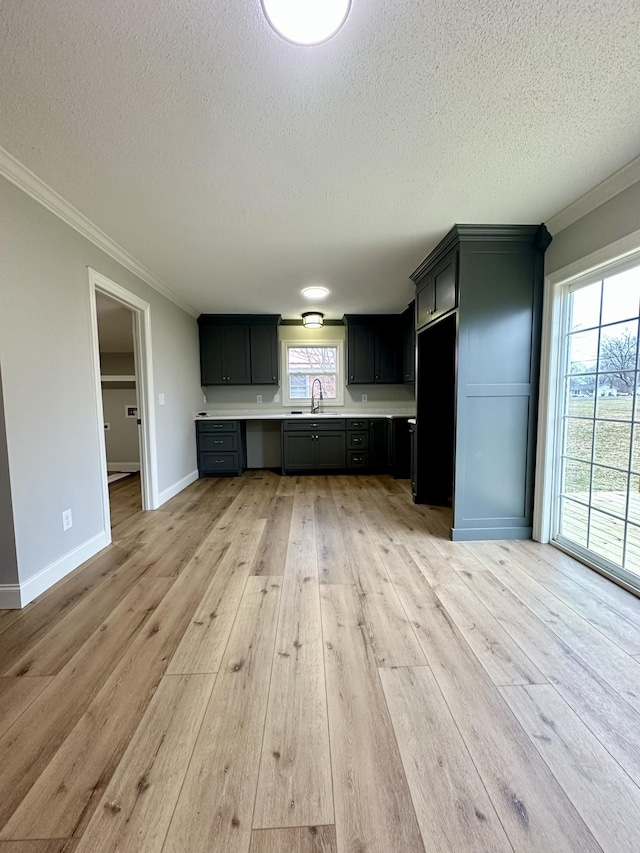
302 286 330 300
302 311 324 328
261 0 351 46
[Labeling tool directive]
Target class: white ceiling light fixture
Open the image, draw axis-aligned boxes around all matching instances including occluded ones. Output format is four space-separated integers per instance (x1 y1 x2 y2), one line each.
302 311 324 328
302 286 330 300
261 0 352 46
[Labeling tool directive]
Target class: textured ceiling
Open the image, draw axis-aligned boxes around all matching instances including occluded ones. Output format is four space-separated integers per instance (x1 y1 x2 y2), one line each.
2 1 640 318
96 293 134 352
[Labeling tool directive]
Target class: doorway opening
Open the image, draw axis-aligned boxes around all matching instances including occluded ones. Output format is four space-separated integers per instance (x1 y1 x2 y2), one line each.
415 313 456 507
96 292 142 523
88 269 158 545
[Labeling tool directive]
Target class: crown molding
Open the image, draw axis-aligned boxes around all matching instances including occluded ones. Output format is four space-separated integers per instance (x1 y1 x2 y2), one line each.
0 146 198 317
546 154 640 237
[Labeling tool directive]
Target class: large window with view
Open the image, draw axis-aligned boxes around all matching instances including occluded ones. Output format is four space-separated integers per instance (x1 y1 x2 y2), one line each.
554 263 640 587
282 342 344 407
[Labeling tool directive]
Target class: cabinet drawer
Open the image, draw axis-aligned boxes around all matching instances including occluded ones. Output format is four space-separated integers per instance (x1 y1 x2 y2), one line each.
198 433 238 452
197 420 239 433
347 431 369 450
346 418 369 430
283 419 345 431
348 451 369 468
199 451 239 473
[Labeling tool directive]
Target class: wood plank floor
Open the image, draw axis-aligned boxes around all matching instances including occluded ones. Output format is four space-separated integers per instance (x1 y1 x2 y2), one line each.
1 471 640 851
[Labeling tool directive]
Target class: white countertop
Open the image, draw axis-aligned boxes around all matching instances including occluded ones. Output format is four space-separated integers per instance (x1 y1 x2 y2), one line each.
195 411 415 421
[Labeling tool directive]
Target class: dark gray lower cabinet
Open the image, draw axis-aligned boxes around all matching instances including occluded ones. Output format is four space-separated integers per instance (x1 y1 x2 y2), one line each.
196 420 246 477
282 429 345 473
369 419 391 472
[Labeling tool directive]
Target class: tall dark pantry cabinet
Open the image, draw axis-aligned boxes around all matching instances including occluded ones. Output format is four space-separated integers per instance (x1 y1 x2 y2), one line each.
411 224 551 541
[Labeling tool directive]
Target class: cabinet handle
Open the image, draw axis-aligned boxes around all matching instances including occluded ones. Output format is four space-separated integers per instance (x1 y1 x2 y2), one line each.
353 438 362 444
350 375 354 380
272 376 276 380
213 440 223 444
215 459 225 463
375 375 379 380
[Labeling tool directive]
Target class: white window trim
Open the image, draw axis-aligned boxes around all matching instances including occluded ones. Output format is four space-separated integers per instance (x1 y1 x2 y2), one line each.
533 227 640 546
280 339 345 408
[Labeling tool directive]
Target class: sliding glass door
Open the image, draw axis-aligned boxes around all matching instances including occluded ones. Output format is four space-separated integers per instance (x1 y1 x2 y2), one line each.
554 263 640 586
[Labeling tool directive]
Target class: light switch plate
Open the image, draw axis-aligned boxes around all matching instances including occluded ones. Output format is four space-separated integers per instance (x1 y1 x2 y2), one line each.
159 393 165 405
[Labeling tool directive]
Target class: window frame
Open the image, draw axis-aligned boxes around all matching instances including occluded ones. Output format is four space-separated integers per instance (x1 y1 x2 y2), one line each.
280 339 345 408
534 233 640 595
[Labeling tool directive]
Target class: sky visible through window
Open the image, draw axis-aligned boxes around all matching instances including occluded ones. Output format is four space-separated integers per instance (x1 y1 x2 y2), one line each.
568 267 640 392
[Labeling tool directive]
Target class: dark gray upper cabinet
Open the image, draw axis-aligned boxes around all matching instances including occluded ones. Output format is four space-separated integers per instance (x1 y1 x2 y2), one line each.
415 250 458 330
347 323 376 383
344 315 402 384
402 302 415 384
198 315 280 386
250 324 279 385
410 224 552 542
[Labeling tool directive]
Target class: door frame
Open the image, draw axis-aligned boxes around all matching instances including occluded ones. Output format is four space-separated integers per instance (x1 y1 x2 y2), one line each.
88 268 159 542
533 228 640 587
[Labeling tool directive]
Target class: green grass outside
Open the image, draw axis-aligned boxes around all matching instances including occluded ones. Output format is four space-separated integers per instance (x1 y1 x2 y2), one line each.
564 398 639 493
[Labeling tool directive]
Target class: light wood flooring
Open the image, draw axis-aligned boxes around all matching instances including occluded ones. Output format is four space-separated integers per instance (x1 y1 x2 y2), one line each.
1 470 640 852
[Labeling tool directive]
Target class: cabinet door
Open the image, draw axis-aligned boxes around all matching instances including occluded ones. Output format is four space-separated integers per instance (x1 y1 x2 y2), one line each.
283 433 316 471
433 251 458 321
223 326 251 384
250 325 279 385
416 280 435 329
199 326 225 385
375 324 401 383
370 419 390 471
315 432 346 469
347 325 376 384
403 305 415 383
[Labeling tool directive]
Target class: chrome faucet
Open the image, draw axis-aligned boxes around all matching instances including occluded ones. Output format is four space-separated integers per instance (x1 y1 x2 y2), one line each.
310 378 323 414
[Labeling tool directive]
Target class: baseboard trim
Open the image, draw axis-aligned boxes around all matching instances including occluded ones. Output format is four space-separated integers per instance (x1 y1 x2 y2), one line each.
450 526 533 542
107 462 140 473
157 470 199 508
0 584 22 609
16 531 109 609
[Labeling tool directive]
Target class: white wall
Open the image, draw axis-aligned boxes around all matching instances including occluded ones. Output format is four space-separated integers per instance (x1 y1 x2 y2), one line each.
0 175 202 596
102 388 140 468
546 178 640 274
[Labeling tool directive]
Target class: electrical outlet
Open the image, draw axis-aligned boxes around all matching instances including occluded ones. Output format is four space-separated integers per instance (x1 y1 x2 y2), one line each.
256 394 263 403
274 393 280 402
158 393 165 406
104 423 110 431
361 393 368 403
62 509 73 531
